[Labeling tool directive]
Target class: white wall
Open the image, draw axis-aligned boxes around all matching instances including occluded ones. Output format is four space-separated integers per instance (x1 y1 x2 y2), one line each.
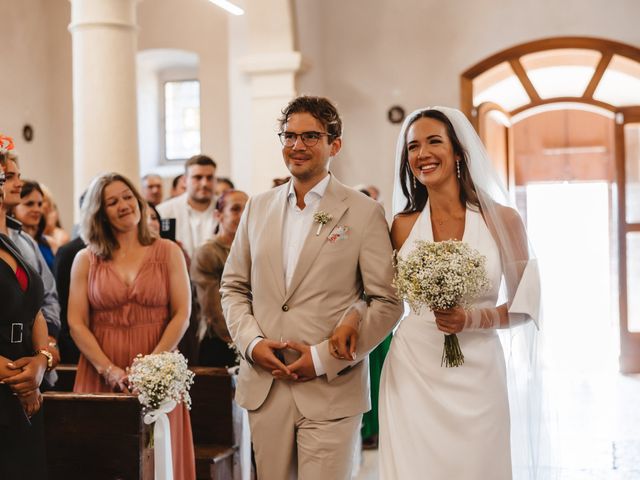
294 0 640 215
0 0 73 228
228 6 252 193
3 0 640 226
0 0 231 225
138 0 231 179
137 49 200 178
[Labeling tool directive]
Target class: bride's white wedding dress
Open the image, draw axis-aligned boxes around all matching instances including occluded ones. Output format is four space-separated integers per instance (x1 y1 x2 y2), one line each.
379 204 512 479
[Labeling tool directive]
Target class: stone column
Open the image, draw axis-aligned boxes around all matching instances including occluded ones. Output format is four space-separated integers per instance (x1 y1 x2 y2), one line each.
237 52 303 194
69 0 140 208
232 0 303 194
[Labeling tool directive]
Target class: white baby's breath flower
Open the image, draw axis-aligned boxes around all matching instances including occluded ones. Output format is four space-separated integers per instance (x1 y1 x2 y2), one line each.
313 211 333 236
393 240 490 313
393 240 491 368
128 351 195 411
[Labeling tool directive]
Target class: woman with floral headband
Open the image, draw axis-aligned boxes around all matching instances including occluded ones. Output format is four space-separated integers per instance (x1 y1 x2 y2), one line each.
0 141 50 479
68 172 196 479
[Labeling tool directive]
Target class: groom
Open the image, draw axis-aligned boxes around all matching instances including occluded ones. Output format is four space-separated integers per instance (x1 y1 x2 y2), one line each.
221 96 401 479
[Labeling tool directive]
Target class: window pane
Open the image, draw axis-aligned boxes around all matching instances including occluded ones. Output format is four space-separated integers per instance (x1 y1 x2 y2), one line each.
593 55 640 107
627 232 640 332
625 123 640 223
165 80 201 160
520 49 601 99
472 62 530 112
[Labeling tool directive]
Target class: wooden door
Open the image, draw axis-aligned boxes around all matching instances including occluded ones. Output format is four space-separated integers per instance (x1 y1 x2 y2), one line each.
616 106 640 372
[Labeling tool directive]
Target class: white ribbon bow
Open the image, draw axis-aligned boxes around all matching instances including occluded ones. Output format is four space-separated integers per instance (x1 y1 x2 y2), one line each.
143 398 177 480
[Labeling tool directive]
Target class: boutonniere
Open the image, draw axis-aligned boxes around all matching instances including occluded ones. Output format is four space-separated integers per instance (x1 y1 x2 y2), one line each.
328 225 350 243
313 211 333 236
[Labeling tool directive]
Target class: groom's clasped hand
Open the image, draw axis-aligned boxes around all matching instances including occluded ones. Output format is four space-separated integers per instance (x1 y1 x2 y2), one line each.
252 338 318 382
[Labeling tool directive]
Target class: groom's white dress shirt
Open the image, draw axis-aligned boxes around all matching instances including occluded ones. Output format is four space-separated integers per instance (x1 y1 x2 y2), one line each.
247 175 331 374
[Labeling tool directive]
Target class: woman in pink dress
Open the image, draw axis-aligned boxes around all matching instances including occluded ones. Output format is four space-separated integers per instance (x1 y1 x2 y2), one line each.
68 172 196 480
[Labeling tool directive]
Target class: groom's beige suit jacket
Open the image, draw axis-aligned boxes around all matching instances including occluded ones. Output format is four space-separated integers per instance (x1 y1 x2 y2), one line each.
221 175 402 421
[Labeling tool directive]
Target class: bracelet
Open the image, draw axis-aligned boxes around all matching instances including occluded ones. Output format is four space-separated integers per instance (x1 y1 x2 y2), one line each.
103 364 114 379
35 349 54 371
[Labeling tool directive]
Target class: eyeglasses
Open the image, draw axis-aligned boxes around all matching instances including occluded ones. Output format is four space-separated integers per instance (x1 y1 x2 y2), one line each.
278 131 331 148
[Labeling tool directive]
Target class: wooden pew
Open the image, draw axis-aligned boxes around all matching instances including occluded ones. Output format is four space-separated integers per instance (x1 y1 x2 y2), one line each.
42 392 153 480
47 365 244 480
189 367 242 480
52 364 77 391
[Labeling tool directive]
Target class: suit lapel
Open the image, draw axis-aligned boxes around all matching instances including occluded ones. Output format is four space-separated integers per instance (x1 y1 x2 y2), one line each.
285 176 349 302
266 186 288 299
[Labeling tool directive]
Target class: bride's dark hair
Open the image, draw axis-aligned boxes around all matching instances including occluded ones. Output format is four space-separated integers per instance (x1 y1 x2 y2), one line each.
399 109 480 214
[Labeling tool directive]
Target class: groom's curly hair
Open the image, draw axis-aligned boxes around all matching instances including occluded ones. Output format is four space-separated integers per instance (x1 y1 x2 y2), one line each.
278 96 342 143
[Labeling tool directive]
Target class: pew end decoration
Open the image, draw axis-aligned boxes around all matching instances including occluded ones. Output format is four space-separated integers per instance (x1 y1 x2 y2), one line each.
393 240 490 367
128 351 195 411
128 351 195 480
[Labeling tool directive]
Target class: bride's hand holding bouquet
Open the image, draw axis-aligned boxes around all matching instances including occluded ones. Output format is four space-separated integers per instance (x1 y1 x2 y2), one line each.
393 239 490 367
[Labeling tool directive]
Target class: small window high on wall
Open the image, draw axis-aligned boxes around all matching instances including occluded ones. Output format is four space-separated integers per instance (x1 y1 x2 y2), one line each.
164 79 201 161
137 49 200 174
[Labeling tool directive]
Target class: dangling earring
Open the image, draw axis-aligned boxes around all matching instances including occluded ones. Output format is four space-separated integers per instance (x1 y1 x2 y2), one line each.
412 174 417 189
456 159 461 179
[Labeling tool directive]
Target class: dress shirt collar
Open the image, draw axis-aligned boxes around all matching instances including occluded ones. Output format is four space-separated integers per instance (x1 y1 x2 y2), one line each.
286 173 331 208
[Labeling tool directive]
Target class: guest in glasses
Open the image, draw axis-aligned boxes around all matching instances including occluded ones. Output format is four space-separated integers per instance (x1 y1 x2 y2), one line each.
221 96 401 480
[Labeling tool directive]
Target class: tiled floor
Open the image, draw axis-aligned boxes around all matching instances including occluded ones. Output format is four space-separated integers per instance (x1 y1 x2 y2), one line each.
354 371 640 479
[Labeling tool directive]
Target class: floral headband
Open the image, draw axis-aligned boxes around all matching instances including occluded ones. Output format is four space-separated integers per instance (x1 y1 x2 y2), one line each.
0 135 15 154
0 135 13 186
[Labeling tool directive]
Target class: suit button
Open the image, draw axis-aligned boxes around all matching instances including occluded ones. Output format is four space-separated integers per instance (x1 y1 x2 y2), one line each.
282 304 289 312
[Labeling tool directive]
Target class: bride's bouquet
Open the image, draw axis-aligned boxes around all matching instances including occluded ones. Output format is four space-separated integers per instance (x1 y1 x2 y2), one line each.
128 351 195 411
393 240 490 367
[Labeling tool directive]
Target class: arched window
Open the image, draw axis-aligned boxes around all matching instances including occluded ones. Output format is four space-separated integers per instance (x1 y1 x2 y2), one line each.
137 49 201 176
462 37 640 373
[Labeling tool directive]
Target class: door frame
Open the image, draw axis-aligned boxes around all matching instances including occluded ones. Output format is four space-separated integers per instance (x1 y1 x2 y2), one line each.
616 106 640 372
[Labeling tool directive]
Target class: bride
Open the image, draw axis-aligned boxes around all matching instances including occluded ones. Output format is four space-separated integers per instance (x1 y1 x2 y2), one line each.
378 107 543 479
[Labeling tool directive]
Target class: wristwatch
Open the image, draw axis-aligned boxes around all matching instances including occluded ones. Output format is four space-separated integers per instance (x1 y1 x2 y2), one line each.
36 349 54 371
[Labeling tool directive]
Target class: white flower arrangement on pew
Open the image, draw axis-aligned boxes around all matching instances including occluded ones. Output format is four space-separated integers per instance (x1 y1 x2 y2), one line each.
393 240 490 368
128 351 195 411
127 351 195 480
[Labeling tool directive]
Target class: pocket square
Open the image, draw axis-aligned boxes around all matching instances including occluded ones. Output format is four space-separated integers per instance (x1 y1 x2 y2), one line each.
328 225 350 243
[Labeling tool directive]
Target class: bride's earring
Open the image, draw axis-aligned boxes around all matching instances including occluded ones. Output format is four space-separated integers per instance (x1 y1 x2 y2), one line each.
412 174 417 189
456 159 461 179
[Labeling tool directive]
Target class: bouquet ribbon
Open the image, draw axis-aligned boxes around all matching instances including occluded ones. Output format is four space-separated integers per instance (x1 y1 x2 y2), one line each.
143 398 177 480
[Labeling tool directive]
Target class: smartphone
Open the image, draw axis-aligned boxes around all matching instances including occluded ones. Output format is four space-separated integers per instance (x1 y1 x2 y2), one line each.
160 218 176 242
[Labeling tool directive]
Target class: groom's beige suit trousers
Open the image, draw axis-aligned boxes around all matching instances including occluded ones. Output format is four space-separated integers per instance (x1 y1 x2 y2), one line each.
221 176 402 479
249 380 362 480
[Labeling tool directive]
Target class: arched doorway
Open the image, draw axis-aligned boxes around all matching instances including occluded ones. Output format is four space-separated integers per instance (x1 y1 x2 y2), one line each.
461 37 640 374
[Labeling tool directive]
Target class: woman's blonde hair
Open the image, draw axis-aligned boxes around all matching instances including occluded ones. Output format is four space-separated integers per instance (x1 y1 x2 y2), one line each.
80 172 155 259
